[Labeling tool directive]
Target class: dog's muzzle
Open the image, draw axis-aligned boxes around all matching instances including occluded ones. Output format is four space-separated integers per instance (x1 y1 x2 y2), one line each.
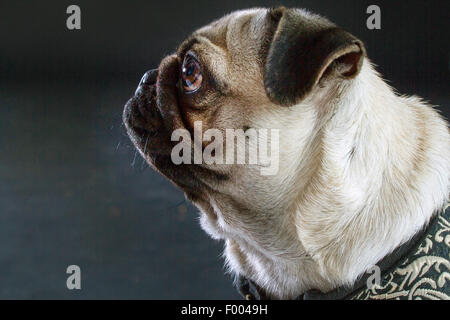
123 68 163 149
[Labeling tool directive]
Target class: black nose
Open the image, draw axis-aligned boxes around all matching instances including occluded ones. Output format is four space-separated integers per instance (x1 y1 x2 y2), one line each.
139 69 158 86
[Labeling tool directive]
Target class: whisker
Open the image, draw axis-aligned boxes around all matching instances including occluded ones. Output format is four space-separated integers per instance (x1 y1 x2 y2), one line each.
143 134 149 154
131 149 138 167
140 135 150 171
166 199 187 211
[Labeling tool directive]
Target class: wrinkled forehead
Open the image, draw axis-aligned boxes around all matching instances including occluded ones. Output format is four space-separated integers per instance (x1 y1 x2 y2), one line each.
198 8 268 48
177 8 269 62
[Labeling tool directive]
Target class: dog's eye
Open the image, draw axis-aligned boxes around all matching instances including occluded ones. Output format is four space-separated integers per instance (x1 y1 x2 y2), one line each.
181 53 202 93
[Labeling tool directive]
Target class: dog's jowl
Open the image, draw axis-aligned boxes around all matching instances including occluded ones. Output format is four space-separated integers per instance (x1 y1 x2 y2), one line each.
123 7 450 300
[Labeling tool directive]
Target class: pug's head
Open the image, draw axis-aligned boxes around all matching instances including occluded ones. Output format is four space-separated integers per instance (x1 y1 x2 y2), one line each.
123 6 366 289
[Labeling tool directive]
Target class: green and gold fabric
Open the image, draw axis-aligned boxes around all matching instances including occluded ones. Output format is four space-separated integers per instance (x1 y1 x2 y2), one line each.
349 203 450 300
237 203 450 300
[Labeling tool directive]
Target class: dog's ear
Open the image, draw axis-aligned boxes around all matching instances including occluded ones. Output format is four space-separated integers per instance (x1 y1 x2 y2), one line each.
264 7 366 106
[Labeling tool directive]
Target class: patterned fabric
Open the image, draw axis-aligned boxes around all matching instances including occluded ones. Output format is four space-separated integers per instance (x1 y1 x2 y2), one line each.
236 203 450 300
349 203 450 300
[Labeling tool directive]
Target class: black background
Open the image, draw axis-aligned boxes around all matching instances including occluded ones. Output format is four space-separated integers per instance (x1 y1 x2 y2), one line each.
0 0 448 299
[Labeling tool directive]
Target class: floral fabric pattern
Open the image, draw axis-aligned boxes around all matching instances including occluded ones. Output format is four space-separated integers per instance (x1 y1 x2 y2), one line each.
350 203 450 300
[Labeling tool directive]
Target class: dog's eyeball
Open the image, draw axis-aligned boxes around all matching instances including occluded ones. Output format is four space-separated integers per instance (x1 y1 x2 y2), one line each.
181 52 202 93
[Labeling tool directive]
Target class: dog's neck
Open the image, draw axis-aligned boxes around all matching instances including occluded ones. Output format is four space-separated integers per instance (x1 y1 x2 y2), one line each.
289 59 449 295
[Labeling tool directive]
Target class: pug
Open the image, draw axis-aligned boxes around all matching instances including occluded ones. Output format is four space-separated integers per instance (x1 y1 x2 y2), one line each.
123 7 450 299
